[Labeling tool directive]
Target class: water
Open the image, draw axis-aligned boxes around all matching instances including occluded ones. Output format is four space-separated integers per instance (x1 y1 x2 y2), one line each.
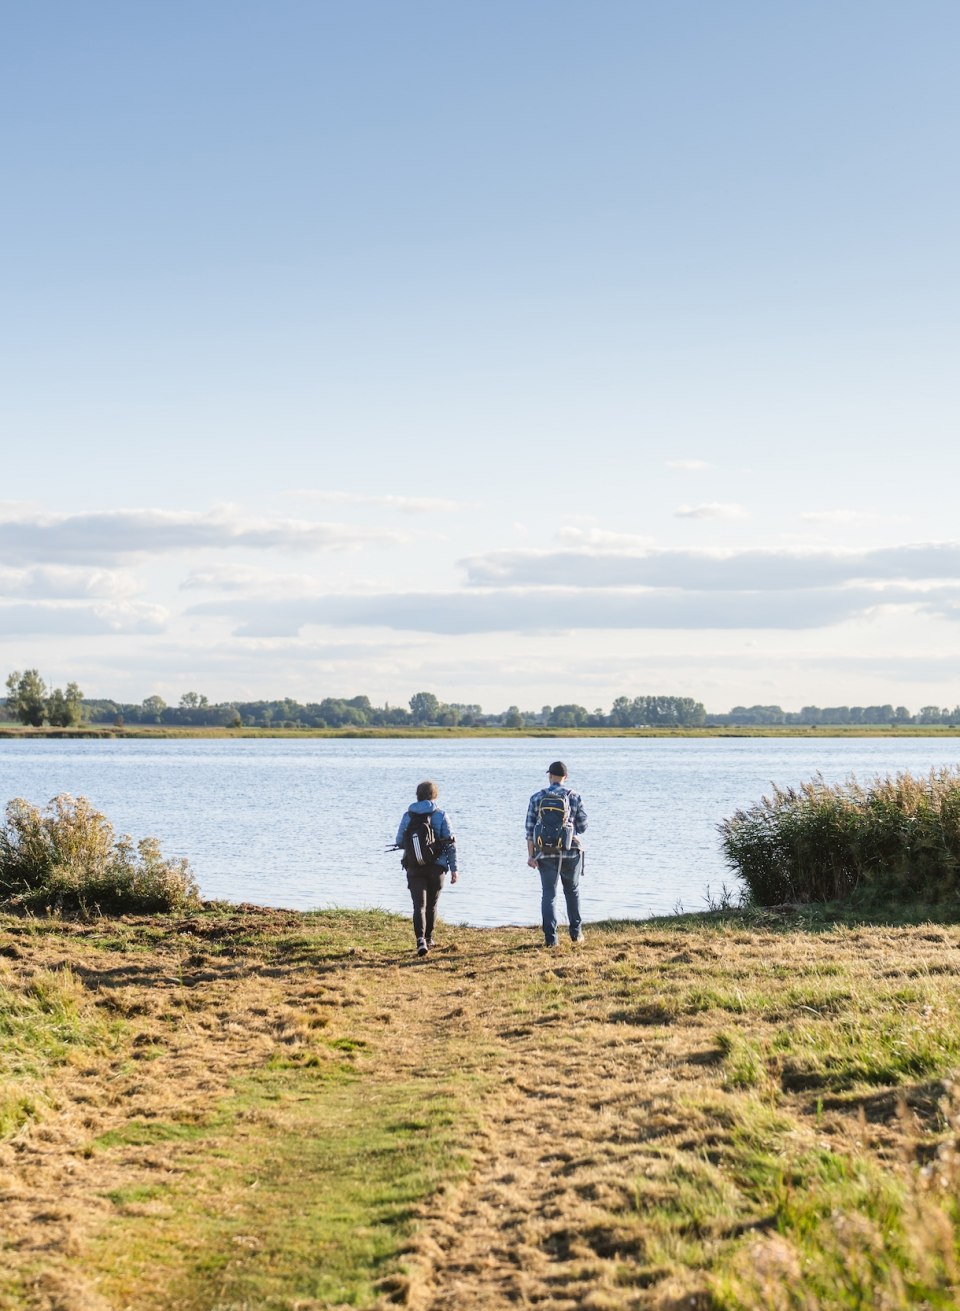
0 736 957 927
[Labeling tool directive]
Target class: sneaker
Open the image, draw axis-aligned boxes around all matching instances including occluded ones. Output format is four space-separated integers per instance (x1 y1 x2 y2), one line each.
571 933 584 944
426 939 436 950
417 938 428 957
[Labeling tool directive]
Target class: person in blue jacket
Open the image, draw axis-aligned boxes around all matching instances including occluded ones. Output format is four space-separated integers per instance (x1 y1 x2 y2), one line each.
396 780 458 957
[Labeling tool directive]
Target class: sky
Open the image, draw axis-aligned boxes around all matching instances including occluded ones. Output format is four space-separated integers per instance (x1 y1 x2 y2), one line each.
2 0 959 715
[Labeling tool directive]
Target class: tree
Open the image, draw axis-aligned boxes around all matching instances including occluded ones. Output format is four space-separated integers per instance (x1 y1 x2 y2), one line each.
504 706 524 729
918 706 947 724
47 682 84 727
142 695 167 723
609 696 637 726
447 703 482 727
5 670 48 726
64 682 84 725
409 691 441 725
179 692 208 710
311 697 369 727
861 705 895 725
549 704 588 728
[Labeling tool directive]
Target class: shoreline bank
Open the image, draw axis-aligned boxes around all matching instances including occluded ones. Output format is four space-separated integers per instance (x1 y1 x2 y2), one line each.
3 723 960 740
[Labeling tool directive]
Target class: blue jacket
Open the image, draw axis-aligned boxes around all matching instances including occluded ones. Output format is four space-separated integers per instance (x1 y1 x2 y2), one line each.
396 800 458 873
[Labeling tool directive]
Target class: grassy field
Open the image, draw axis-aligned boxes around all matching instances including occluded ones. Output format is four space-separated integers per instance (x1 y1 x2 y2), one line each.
3 722 960 740
3 903 960 1309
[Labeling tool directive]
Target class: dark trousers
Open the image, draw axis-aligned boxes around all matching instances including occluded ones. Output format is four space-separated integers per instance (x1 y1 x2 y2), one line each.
406 867 445 942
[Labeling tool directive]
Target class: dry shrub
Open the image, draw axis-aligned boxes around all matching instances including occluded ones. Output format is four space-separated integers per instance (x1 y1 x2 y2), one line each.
0 794 200 914
720 769 960 905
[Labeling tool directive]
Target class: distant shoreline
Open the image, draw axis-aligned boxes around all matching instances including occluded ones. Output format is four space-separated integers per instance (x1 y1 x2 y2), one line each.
3 724 960 740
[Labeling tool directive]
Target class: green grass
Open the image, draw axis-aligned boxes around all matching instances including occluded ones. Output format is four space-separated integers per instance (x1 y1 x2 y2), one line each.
0 966 121 1136
89 1066 471 1310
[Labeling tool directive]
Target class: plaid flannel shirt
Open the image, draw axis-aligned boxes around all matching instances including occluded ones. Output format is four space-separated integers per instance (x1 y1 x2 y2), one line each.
525 783 587 846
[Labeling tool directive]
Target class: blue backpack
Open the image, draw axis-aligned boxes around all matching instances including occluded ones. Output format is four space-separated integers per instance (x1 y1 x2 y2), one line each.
533 789 572 856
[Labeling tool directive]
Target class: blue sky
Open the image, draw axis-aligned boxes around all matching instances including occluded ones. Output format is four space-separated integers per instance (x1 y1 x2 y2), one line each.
3 1 959 713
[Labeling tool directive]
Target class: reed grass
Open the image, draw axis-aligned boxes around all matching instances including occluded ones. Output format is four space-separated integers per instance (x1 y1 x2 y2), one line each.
720 769 960 906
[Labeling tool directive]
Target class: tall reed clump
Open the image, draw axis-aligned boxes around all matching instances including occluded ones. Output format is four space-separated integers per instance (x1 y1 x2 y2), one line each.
0 794 201 914
719 768 960 906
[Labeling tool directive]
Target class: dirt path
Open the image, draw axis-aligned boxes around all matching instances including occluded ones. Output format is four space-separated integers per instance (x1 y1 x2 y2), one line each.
384 936 717 1311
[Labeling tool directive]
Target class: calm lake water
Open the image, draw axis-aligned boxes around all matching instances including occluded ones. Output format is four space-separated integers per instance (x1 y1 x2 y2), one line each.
0 737 958 928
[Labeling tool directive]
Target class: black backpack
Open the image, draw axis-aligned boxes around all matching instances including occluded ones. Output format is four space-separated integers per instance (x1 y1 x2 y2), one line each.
533 789 572 856
402 809 441 870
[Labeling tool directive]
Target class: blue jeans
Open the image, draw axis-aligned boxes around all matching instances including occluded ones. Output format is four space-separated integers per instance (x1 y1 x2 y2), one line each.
538 851 583 945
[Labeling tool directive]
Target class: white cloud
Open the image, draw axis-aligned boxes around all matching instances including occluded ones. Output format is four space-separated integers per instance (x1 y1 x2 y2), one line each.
0 565 141 600
186 584 911 637
459 542 960 591
0 600 167 636
800 509 908 525
0 507 407 565
555 527 656 550
178 537 960 637
179 564 321 595
179 564 406 597
674 502 747 520
286 490 467 513
665 459 711 471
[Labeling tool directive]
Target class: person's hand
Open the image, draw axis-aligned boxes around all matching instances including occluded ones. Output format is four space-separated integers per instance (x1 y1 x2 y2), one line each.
450 872 458 884
527 857 538 869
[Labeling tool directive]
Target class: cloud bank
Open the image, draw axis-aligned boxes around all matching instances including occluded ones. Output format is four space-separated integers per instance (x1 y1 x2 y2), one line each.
460 542 960 591
180 540 960 636
674 502 747 520
0 565 140 600
186 584 936 637
286 491 467 513
0 601 166 636
0 508 405 565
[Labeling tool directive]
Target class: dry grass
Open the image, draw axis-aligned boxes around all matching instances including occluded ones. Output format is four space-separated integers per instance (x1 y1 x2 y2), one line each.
2 905 960 1309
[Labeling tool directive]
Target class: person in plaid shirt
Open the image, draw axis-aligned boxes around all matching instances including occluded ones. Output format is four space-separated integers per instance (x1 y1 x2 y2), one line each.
525 760 587 946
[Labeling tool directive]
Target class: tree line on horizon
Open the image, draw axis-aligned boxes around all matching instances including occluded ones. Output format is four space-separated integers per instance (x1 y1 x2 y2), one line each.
5 670 960 730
